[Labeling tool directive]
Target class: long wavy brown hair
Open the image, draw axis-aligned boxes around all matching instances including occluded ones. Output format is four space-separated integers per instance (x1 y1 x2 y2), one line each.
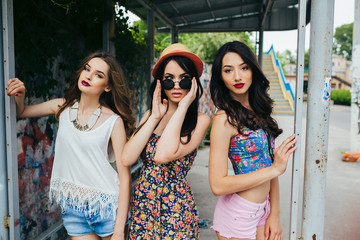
210 41 282 138
55 51 135 138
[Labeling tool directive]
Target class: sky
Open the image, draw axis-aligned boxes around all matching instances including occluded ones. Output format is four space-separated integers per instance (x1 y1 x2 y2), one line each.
124 0 355 54
263 0 355 53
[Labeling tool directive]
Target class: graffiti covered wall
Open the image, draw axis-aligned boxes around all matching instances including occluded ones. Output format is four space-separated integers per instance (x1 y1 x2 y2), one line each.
199 63 215 117
17 117 67 239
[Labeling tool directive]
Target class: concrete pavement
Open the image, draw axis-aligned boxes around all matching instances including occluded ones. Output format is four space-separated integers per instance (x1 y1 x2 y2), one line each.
188 104 360 240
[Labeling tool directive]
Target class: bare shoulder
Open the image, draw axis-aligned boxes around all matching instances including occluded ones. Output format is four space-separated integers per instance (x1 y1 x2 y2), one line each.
213 110 228 126
110 112 126 138
101 106 116 116
99 107 124 126
110 118 127 144
212 110 236 136
113 117 125 131
214 109 227 118
197 112 211 125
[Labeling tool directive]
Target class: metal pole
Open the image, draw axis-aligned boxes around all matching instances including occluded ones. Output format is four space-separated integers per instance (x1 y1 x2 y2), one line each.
258 25 264 67
350 0 360 152
147 9 154 105
171 27 178 43
289 0 306 239
103 0 116 55
254 31 258 56
0 3 9 239
102 12 110 53
2 0 20 239
302 0 335 239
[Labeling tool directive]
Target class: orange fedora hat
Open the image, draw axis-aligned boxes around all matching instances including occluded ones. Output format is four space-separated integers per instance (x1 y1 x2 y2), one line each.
152 43 203 78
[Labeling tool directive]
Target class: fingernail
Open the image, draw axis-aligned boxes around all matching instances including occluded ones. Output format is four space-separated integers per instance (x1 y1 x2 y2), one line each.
15 93 18 96
8 94 11 96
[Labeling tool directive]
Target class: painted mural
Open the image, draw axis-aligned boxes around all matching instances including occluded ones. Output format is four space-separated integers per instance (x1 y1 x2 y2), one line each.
17 117 67 240
199 64 216 118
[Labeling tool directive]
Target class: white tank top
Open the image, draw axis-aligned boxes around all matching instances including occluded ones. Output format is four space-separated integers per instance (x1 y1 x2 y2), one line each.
49 107 120 218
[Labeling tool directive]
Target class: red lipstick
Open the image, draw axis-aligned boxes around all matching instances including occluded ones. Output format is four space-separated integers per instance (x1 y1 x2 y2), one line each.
234 83 244 88
81 81 90 86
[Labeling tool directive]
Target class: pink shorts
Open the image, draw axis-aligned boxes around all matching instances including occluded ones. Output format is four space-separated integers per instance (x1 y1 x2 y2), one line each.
211 193 270 239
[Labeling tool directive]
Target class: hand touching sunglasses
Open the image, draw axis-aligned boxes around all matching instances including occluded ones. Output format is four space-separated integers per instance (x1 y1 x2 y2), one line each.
161 76 192 90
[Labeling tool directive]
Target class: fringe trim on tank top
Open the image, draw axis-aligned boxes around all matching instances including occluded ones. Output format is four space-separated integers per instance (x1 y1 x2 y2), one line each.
50 178 118 220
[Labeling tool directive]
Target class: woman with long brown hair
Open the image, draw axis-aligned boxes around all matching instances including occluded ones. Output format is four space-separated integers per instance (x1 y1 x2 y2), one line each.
7 51 134 240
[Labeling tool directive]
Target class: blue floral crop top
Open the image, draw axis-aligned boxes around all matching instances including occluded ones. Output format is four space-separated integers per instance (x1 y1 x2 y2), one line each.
228 128 274 175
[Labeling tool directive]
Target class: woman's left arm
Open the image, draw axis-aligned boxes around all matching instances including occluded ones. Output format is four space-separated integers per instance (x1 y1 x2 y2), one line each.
154 78 210 163
155 112 210 163
264 177 283 240
111 118 131 240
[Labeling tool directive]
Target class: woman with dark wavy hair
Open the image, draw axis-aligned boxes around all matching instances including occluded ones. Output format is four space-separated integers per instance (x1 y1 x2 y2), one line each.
122 43 210 239
7 51 134 240
209 41 297 240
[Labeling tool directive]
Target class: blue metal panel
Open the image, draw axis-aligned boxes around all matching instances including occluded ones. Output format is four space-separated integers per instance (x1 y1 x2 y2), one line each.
2 0 20 239
290 0 307 238
0 2 10 239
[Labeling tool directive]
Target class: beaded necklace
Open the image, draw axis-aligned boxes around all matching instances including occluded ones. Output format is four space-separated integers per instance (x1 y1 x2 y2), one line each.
70 102 102 131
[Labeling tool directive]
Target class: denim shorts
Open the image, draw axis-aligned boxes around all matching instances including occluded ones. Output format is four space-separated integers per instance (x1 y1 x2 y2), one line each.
61 201 116 237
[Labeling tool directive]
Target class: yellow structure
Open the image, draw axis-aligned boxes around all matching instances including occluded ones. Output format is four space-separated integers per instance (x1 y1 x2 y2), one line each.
263 50 294 115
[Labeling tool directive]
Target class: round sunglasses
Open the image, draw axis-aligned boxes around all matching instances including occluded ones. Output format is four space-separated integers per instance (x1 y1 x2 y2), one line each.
161 76 192 90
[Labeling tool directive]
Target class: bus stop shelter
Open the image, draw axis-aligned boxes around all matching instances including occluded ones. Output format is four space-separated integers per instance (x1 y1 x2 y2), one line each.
1 0 341 239
124 0 310 83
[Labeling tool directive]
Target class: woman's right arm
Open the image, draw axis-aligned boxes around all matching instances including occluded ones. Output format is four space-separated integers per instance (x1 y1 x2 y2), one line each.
121 80 167 167
121 110 159 167
208 111 297 196
7 78 64 118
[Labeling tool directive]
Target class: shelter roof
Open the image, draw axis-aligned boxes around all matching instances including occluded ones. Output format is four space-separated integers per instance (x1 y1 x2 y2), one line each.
124 0 311 32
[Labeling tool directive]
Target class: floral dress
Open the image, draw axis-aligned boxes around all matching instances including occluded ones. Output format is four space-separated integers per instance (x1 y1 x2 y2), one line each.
129 133 199 240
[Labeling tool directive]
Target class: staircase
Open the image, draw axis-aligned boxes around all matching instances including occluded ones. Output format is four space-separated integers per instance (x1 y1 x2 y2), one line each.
262 54 294 115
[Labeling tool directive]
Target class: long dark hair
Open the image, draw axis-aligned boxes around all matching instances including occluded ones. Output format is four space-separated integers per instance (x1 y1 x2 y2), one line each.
136 55 203 144
56 51 135 138
210 41 282 138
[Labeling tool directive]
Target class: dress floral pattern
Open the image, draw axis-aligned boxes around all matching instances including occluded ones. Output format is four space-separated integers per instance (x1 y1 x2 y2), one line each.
129 133 199 240
228 128 274 174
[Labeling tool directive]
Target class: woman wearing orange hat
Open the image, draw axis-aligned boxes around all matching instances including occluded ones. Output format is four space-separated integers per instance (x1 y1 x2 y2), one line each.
122 43 210 239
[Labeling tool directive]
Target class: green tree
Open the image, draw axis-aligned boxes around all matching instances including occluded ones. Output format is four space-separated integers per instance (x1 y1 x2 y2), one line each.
14 0 146 100
179 32 253 64
14 0 115 99
131 20 254 63
131 20 170 57
304 48 309 71
333 23 353 60
276 49 296 67
114 9 148 118
331 89 351 105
